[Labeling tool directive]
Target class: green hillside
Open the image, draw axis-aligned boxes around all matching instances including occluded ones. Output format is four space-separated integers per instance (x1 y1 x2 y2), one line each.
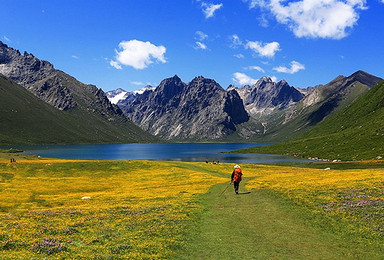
222 71 380 143
0 75 157 144
235 80 384 161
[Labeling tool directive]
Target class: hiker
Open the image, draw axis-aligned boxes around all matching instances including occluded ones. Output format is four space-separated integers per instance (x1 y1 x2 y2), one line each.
231 164 242 194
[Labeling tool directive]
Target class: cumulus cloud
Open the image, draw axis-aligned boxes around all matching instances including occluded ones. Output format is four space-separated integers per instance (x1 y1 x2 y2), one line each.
195 41 208 50
248 65 265 73
201 2 223 18
232 72 258 85
245 40 281 58
247 0 367 39
111 40 166 70
273 61 305 74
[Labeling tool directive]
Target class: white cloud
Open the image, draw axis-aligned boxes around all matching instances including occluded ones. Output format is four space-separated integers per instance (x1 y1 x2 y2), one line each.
248 65 265 73
245 40 281 58
270 76 278 82
273 61 305 74
230 34 243 48
71 55 79 59
195 31 208 41
267 0 367 39
201 2 223 18
232 72 258 86
131 81 145 86
111 40 166 70
110 60 122 70
234 53 245 59
195 41 208 50
245 0 267 8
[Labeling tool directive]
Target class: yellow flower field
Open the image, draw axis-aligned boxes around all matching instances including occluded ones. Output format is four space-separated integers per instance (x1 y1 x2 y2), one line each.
244 164 384 238
0 159 226 259
1 157 383 258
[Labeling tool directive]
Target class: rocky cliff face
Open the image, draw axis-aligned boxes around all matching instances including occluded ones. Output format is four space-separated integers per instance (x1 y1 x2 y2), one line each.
120 75 249 140
230 77 304 117
0 41 77 110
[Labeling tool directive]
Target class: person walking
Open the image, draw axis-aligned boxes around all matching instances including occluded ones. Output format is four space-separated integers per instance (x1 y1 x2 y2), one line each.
231 164 242 194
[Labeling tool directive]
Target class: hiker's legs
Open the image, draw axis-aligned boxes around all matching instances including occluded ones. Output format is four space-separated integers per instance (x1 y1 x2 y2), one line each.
234 182 239 194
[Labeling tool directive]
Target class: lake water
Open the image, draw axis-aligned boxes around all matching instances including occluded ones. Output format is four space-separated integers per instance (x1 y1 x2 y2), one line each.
11 143 313 164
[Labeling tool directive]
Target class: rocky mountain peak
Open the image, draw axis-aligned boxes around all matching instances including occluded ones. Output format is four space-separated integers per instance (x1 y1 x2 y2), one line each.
118 75 249 140
155 75 186 103
234 76 304 117
348 70 382 87
258 76 273 84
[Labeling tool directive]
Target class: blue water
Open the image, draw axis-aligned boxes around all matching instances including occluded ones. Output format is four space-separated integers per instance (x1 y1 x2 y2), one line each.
7 143 313 164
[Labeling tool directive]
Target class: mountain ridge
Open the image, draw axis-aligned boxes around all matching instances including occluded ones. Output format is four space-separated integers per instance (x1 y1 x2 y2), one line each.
119 75 249 140
0 41 158 144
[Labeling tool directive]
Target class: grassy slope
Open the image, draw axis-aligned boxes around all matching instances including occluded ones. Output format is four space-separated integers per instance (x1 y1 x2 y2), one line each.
0 75 157 144
235 80 384 160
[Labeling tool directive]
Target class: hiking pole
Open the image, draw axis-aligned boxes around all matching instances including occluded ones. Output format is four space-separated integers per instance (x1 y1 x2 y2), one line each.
219 182 232 196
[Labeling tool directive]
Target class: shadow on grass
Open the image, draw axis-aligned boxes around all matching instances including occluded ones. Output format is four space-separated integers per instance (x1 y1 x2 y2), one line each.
236 191 251 195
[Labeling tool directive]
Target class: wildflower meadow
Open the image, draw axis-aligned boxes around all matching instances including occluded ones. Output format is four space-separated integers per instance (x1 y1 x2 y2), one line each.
0 155 383 258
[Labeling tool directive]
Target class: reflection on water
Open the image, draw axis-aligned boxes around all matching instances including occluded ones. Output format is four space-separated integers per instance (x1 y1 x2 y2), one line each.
3 143 313 164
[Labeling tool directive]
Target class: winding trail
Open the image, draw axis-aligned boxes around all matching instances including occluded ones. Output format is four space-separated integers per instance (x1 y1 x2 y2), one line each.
175 165 382 259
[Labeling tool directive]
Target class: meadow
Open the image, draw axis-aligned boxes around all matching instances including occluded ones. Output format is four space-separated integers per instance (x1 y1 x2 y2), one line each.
0 153 383 259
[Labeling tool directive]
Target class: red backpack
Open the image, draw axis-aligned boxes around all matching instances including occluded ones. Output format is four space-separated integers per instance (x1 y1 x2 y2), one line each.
233 168 242 182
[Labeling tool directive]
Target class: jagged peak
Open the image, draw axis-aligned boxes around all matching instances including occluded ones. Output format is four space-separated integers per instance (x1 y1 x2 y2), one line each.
277 79 288 85
259 76 273 83
227 84 237 91
159 74 182 85
190 75 218 85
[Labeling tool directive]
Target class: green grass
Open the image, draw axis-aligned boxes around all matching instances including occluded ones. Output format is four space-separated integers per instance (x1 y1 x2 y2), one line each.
234 81 384 161
0 75 158 144
178 175 383 259
1 156 383 258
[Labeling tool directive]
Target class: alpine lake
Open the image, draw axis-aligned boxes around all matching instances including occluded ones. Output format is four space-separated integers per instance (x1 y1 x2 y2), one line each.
7 143 313 164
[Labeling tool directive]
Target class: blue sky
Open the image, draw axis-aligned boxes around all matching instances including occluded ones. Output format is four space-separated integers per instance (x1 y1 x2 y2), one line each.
1 0 383 91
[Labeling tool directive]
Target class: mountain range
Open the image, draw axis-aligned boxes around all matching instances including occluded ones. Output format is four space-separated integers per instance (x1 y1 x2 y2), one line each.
0 40 383 149
236 79 384 161
107 70 381 142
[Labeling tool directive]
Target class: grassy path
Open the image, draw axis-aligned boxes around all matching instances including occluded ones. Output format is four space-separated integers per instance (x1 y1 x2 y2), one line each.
177 171 383 259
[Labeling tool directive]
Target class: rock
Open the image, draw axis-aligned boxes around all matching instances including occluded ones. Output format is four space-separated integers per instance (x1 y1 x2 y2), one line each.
120 75 249 140
232 77 304 117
